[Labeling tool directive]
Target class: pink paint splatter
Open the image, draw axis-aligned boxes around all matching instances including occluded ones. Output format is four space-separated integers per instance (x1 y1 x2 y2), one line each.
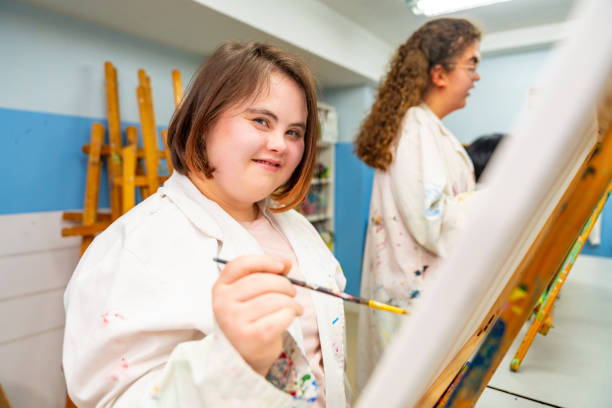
101 312 126 325
121 357 129 370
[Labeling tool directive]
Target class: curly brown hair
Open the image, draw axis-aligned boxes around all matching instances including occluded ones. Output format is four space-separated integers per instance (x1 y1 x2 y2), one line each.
354 18 481 170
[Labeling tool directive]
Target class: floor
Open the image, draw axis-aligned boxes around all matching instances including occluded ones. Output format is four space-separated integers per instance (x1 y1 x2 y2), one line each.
345 255 612 407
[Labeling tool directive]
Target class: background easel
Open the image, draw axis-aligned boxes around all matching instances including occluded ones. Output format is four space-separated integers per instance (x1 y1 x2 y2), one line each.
61 63 182 255
62 63 183 408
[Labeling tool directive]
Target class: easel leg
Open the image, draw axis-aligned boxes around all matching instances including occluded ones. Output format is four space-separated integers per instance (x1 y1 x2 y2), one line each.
80 123 105 256
122 144 137 213
510 181 612 371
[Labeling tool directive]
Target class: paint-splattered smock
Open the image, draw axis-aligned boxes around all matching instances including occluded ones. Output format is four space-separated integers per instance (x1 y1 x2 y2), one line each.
356 103 475 390
63 172 348 407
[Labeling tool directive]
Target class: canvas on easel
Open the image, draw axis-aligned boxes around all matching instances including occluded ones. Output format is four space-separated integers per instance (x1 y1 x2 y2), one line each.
356 0 612 406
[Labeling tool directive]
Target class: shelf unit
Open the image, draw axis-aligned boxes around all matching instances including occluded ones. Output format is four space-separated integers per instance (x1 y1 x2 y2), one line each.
298 102 337 249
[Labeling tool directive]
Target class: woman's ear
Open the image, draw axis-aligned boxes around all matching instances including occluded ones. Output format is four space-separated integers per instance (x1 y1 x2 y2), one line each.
429 64 448 88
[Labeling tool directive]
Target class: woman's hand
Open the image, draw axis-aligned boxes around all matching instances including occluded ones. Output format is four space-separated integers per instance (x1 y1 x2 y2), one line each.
212 255 303 376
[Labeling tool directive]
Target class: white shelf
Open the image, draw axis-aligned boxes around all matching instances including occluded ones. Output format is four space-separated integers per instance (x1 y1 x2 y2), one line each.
297 102 336 249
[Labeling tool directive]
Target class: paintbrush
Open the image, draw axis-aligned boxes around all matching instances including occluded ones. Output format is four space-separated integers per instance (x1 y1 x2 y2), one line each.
213 257 409 315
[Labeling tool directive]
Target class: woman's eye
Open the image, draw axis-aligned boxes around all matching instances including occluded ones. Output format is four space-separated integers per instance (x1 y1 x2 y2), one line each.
287 129 303 139
253 117 268 126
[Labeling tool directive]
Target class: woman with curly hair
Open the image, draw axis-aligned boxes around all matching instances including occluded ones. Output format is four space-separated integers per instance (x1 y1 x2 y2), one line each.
355 18 481 389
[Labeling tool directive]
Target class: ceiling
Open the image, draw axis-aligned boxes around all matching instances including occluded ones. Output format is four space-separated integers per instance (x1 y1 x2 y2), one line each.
320 0 578 48
19 0 579 87
19 0 383 86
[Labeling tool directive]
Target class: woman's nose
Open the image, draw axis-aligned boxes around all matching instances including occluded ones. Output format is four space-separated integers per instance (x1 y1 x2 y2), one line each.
267 130 286 152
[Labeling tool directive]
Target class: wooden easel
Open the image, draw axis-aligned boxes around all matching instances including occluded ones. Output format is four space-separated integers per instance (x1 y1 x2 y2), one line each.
412 71 612 408
407 81 612 406
63 63 183 408
438 114 612 407
419 145 604 407
61 63 182 254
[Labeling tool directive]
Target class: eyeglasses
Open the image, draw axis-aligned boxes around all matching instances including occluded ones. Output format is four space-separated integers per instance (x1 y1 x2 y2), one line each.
449 63 479 78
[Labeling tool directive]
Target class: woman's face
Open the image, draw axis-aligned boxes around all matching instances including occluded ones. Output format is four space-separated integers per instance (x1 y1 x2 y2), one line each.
202 72 307 210
445 40 481 112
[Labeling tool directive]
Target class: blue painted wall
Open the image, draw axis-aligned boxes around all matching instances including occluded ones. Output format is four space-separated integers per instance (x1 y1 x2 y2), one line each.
0 108 111 214
0 107 172 214
323 85 375 295
334 143 374 295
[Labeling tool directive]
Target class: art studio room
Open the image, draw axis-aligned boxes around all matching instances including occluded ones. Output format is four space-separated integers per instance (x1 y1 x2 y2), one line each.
1 0 611 407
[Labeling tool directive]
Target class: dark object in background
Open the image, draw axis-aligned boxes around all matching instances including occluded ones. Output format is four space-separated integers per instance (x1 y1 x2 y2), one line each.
466 133 506 182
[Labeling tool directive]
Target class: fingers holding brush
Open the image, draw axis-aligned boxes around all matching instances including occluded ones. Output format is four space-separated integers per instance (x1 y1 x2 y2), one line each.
212 254 302 376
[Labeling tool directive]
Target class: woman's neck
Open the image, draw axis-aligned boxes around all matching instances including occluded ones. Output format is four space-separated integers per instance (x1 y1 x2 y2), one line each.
422 92 450 120
188 172 259 222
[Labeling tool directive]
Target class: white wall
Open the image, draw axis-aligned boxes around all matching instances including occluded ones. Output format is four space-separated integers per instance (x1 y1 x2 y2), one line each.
444 48 552 143
0 0 203 123
0 212 80 407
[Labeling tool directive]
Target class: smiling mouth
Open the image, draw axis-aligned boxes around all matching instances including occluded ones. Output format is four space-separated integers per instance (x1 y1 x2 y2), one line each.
253 159 281 168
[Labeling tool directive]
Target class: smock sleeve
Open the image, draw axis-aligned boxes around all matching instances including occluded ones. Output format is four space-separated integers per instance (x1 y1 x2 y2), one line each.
388 117 469 257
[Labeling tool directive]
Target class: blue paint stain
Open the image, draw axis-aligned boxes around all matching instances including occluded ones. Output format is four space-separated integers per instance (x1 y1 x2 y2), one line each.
447 319 506 405
332 317 339 325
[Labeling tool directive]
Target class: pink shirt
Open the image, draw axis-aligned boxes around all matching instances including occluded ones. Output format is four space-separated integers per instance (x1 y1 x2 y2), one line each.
240 213 326 408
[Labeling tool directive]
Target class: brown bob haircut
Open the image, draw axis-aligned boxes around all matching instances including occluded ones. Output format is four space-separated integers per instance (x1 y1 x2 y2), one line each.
166 41 319 212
